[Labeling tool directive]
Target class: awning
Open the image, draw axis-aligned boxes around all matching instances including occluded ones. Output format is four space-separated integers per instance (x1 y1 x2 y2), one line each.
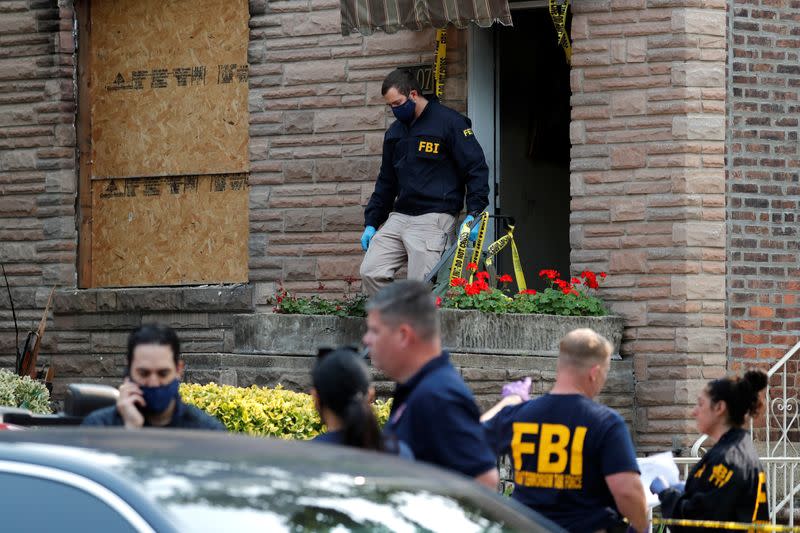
340 0 513 36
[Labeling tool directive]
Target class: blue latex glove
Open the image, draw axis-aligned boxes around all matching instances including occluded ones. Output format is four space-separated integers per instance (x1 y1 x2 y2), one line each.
459 215 481 242
502 377 532 401
361 226 376 251
649 476 669 495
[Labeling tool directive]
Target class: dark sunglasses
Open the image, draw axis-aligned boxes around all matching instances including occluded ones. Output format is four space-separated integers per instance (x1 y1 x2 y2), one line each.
316 345 370 361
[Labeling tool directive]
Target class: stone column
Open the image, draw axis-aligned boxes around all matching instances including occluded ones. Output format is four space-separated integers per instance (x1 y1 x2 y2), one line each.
569 0 728 451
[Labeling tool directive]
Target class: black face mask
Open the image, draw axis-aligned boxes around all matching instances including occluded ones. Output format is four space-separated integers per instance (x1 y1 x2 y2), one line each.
391 97 416 124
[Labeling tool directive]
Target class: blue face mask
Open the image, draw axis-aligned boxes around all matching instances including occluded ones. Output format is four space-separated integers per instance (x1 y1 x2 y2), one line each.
391 97 416 125
140 378 180 414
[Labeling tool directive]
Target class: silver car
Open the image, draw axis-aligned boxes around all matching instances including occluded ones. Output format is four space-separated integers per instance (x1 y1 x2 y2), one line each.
0 428 563 532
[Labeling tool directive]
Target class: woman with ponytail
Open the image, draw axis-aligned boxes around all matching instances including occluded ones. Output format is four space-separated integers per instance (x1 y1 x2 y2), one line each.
653 370 770 530
310 347 412 458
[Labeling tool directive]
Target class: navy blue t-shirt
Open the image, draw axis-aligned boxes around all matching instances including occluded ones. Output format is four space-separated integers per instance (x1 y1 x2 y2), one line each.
383 352 496 478
483 394 639 532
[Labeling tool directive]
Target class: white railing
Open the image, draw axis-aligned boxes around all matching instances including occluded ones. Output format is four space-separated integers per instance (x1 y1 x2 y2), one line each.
764 341 800 459
761 340 800 525
676 340 800 525
674 457 800 526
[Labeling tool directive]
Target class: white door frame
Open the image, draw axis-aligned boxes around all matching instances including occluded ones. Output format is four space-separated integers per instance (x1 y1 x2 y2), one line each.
467 26 498 240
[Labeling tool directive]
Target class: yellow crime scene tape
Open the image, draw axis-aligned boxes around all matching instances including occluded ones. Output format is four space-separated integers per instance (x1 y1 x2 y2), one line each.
467 212 489 283
448 213 489 283
434 29 447 97
484 224 527 292
653 518 800 532
548 0 572 65
448 218 472 282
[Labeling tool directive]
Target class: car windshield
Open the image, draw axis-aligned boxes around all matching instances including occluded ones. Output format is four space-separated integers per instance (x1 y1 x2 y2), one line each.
111 457 522 532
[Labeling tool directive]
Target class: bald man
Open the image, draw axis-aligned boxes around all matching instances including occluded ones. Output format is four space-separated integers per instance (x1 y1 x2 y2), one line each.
482 329 648 533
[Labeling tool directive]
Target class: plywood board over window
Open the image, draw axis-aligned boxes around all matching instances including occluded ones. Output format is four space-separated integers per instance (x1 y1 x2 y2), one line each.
92 175 248 287
79 0 250 287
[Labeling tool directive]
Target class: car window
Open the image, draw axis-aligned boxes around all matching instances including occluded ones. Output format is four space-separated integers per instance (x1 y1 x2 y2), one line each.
129 461 530 532
0 472 140 533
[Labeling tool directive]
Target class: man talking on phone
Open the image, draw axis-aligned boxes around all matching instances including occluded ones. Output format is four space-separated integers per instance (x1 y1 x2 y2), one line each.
82 323 225 430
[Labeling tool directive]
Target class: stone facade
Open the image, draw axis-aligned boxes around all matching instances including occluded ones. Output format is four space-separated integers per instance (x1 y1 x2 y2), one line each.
189 310 634 421
0 1 77 360
1 0 798 451
569 0 728 451
246 0 468 302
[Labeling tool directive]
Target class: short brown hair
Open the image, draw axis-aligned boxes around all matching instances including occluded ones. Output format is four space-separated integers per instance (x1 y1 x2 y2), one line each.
381 69 423 97
558 328 612 368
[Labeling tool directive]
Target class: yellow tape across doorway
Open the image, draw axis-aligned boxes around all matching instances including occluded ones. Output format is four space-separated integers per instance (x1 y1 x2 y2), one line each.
433 29 447 97
548 0 572 65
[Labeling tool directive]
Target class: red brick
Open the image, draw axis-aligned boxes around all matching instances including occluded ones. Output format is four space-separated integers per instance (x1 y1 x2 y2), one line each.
749 306 775 318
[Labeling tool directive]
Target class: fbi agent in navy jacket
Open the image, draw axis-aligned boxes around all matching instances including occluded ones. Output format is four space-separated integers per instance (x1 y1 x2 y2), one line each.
654 370 770 532
359 69 490 295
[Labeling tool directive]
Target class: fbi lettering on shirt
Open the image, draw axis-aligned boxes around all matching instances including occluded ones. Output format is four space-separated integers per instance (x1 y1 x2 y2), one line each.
511 422 587 489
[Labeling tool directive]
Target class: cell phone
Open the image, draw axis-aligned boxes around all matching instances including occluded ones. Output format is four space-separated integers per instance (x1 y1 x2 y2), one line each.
123 372 146 413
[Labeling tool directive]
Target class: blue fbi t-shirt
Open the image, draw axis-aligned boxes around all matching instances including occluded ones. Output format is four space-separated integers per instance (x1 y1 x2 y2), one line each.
483 394 639 532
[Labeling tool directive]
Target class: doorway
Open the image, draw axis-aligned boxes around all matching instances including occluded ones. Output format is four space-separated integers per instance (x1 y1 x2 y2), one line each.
470 8 572 289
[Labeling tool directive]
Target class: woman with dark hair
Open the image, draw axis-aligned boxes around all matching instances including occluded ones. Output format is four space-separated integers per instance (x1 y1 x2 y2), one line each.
310 347 412 458
653 370 770 530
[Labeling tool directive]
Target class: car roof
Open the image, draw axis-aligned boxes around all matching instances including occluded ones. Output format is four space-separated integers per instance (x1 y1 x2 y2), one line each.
0 429 563 532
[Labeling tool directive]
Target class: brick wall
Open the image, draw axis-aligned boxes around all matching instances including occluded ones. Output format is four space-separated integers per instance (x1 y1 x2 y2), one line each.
569 0 729 452
0 1 77 364
246 0 467 305
727 0 800 371
0 1 468 396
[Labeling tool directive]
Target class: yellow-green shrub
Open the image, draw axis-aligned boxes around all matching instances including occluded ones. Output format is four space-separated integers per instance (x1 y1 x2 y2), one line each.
0 370 52 414
180 382 392 439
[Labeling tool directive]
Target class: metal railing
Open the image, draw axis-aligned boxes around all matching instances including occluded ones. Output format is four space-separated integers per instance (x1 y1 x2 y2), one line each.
674 457 800 526
761 340 800 525
764 341 800 459
676 340 800 525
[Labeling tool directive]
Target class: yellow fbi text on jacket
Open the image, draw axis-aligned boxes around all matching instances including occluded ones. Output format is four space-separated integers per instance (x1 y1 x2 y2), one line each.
511 422 588 489
418 141 440 154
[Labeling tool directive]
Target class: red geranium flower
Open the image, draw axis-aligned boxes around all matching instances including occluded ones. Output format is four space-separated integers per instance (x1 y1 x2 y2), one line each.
580 270 600 289
519 289 537 295
464 283 481 296
467 262 478 271
599 272 607 278
435 296 442 307
476 271 490 281
571 277 581 285
499 274 513 283
539 269 560 280
450 277 467 287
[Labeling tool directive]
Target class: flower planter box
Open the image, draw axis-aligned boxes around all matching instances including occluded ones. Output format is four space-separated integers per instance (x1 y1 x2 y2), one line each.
440 309 624 357
232 310 624 358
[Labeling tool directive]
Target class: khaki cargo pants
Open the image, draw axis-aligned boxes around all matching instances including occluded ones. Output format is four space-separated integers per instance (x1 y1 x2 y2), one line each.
360 212 457 296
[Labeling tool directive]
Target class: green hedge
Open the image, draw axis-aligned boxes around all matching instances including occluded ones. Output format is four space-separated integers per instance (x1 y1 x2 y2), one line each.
180 382 392 439
0 370 52 414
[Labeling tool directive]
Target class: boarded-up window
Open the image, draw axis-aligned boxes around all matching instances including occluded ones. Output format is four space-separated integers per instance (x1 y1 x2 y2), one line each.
78 0 249 287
